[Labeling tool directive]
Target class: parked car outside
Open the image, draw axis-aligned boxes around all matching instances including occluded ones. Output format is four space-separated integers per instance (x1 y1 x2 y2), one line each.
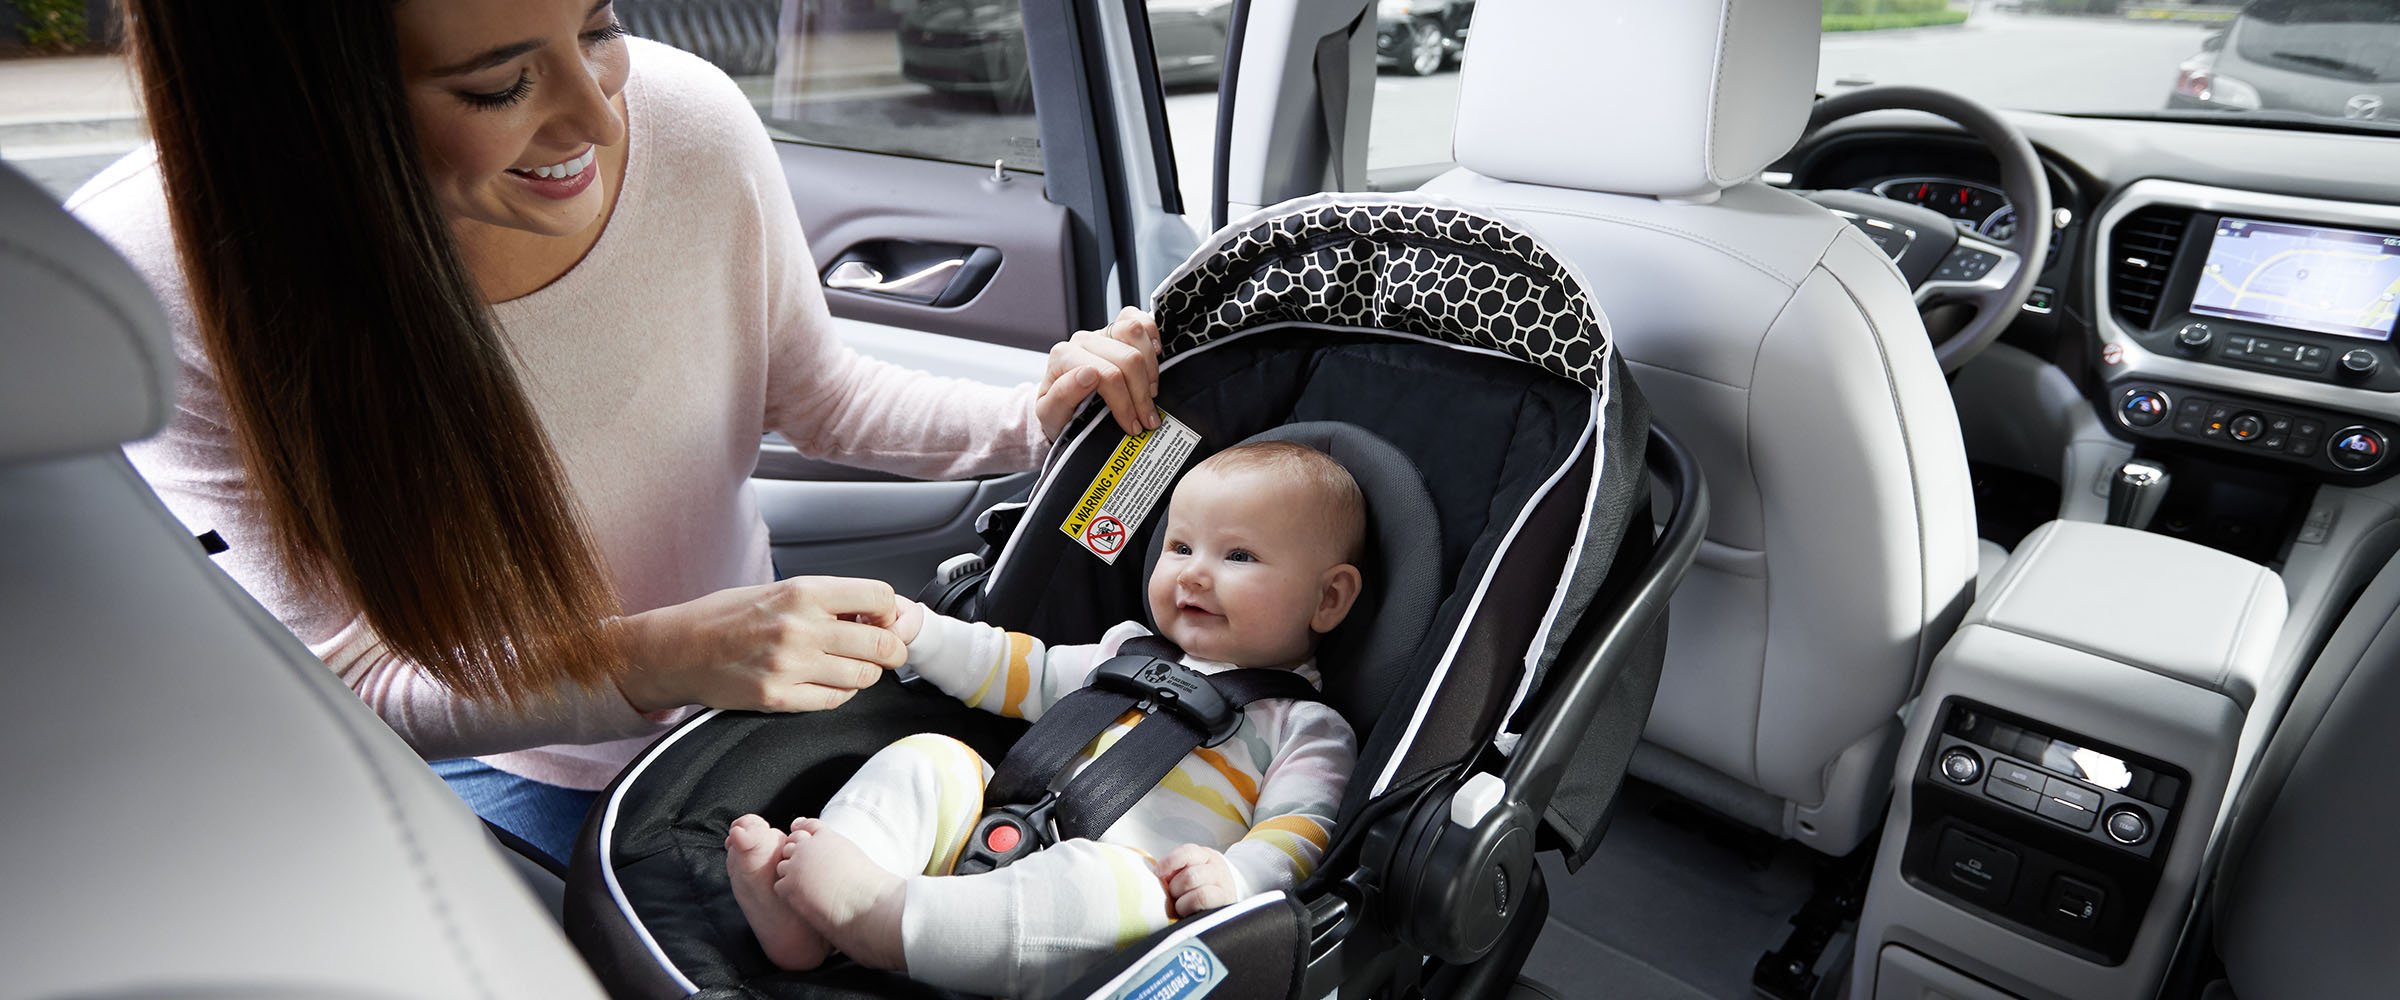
2169 0 2400 120
1375 0 1473 77
899 0 1231 107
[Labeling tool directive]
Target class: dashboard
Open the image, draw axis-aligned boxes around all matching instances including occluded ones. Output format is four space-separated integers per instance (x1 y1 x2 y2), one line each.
1785 114 2400 483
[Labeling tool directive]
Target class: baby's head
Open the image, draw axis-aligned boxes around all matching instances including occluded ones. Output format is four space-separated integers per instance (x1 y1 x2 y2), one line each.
1148 441 1366 667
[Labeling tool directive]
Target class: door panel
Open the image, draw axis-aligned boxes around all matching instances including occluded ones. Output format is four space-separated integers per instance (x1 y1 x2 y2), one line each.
778 143 1079 353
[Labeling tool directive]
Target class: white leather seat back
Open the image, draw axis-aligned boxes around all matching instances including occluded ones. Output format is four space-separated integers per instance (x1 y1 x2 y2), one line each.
1421 0 1977 853
0 162 605 998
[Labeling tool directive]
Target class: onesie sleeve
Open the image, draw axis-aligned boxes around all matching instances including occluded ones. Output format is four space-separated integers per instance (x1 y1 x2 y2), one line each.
904 611 1147 723
1223 703 1358 897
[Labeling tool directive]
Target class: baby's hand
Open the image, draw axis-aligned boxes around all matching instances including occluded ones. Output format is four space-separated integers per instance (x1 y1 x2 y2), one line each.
891 597 926 645
1157 844 1239 918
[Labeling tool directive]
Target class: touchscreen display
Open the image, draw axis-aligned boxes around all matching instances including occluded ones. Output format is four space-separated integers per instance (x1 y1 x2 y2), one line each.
2190 217 2400 341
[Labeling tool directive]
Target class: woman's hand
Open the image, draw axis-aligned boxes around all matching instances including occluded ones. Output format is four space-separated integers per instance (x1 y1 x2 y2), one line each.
613 576 907 715
1035 307 1163 439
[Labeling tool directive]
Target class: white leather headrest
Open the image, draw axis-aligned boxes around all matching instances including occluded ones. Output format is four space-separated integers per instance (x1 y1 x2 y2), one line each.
1452 0 1821 199
0 162 172 464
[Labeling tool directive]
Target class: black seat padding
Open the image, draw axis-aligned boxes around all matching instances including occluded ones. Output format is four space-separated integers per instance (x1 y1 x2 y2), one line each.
2210 552 2400 995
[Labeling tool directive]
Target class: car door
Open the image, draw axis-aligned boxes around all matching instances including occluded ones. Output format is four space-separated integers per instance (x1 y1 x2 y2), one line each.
616 0 1199 590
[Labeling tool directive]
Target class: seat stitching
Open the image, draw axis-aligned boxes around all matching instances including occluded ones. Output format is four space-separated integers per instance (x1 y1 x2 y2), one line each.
1818 234 1945 690
118 454 498 999
1707 0 1736 189
1476 200 1805 286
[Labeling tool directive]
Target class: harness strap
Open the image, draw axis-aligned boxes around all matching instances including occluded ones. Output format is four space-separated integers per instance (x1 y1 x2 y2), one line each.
956 633 1330 871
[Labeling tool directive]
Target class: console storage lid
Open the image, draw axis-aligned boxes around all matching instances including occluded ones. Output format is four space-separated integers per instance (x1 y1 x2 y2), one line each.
1972 519 2285 707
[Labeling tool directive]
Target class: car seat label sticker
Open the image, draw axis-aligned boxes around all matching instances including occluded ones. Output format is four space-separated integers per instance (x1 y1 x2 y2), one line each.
1111 942 1224 1000
1061 408 1201 564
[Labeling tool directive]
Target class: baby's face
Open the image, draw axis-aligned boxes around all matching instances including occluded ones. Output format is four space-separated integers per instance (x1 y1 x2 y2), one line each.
1148 466 1356 666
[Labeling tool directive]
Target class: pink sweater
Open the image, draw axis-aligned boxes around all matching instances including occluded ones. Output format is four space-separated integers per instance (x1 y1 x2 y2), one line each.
70 39 1049 790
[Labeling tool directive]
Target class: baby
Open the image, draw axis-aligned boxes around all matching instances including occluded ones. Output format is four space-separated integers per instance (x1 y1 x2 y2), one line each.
725 440 1366 997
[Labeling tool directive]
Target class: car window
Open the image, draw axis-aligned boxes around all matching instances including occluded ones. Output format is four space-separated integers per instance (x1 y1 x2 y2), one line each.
621 0 1048 173
1363 0 1474 187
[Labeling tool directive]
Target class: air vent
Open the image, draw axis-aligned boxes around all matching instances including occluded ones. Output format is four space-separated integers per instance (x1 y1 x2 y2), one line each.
2108 208 2189 330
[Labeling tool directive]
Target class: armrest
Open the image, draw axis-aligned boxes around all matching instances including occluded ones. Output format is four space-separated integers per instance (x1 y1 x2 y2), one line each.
1971 520 2286 708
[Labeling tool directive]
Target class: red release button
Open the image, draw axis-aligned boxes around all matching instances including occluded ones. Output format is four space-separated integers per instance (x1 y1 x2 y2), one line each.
986 824 1021 853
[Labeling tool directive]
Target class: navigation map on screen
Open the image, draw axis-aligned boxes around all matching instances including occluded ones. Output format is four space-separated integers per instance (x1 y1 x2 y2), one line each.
2190 217 2400 341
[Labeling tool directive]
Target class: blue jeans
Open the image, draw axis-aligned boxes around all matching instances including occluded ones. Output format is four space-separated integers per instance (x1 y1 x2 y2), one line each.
429 757 599 866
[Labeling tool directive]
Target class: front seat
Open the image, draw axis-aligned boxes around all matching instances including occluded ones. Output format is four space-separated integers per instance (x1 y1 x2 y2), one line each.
0 162 606 997
2201 553 2400 996
1420 0 1976 854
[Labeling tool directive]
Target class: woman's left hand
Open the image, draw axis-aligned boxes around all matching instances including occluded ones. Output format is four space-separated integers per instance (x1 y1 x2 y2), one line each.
1035 307 1163 439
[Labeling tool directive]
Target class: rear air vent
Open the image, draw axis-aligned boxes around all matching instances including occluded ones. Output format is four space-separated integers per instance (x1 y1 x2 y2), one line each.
2109 208 2189 330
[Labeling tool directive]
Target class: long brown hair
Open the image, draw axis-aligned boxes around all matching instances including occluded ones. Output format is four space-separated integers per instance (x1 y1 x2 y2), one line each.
127 1 621 706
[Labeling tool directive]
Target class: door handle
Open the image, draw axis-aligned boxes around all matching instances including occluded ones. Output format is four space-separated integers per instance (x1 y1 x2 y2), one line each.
825 258 965 294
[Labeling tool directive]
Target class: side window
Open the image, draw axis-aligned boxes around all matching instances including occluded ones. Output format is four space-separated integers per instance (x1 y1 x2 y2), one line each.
1363 0 1474 189
617 0 1046 173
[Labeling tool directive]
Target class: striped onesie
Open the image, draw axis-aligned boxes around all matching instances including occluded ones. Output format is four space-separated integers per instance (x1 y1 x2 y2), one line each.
817 616 1356 997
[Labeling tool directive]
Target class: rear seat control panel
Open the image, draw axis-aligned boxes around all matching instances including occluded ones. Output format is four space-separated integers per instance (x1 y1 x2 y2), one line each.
1900 700 2188 965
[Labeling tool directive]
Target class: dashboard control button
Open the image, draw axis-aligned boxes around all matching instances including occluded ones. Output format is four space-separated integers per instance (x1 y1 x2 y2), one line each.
2269 416 2291 432
2174 322 2214 353
2037 794 2100 831
2298 420 2322 437
2104 806 2152 846
2229 414 2265 442
1985 777 2042 811
1939 748 1982 784
2342 349 2380 380
2264 434 2286 450
2041 777 2104 812
2290 435 2318 457
2177 398 2207 419
2207 404 2234 422
2330 427 2388 472
2118 388 2170 428
1991 758 2044 790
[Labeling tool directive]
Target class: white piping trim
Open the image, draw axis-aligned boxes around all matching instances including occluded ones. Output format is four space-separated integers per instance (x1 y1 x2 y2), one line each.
1151 193 1620 359
1369 401 1603 798
597 707 727 996
1076 891 1288 999
1496 393 1606 752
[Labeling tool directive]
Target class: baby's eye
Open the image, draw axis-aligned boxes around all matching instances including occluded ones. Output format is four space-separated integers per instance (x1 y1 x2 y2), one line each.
1226 549 1255 563
1169 542 1192 556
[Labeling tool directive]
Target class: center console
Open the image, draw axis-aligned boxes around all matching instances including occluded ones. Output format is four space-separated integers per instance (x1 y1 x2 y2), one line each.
1849 520 2285 1000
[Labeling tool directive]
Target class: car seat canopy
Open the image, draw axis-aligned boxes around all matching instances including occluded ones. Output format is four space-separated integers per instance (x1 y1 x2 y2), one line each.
1153 193 1612 393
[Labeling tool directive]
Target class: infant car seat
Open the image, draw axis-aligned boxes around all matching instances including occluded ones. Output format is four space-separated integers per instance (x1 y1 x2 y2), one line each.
564 193 1707 999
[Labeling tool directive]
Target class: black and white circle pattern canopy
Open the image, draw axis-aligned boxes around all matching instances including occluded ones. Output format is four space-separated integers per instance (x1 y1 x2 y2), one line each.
1152 193 1613 393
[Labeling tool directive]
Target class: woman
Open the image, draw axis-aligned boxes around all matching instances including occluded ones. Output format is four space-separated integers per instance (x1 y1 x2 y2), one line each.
70 0 1162 862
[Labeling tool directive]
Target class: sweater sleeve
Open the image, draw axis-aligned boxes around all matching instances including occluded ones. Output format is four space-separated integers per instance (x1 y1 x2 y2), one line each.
903 609 1117 723
1223 703 1357 897
744 116 1050 481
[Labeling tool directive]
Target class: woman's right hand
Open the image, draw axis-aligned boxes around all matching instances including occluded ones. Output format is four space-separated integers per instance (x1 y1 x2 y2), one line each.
612 576 907 715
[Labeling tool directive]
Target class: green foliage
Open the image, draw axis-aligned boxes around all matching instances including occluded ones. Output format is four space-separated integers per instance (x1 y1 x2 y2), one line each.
11 0 90 51
1822 9 1973 31
1822 0 1955 15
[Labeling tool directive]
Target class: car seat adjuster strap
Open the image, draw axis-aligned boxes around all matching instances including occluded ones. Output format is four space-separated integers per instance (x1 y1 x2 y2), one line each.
950 636 1323 875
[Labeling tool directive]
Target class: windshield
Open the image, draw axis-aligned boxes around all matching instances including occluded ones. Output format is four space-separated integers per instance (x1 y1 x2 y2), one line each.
1815 1 2400 130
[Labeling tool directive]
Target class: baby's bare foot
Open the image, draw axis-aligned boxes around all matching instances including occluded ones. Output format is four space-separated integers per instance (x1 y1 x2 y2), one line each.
725 814 830 970
774 818 909 972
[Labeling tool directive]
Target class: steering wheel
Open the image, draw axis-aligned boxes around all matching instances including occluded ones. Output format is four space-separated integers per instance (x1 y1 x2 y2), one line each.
1799 86 2052 374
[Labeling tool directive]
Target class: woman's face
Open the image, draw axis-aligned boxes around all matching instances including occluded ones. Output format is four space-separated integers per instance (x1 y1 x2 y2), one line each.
393 0 631 238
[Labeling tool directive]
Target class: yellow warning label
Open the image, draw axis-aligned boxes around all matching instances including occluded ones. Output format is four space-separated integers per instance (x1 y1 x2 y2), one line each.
1060 409 1202 564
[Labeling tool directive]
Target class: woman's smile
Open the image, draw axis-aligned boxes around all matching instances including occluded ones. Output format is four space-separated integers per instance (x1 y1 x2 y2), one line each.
507 145 599 199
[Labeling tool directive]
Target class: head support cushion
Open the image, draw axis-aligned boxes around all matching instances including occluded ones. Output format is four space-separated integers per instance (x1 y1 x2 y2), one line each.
0 163 173 465
1451 0 1820 199
1144 421 1443 725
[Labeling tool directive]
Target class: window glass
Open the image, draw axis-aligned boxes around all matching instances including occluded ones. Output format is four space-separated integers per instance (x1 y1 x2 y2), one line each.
1362 1 1475 184
620 0 1046 172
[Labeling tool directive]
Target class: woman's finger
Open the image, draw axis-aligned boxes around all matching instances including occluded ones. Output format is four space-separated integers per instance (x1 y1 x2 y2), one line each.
768 682 860 713
782 575 897 620
1078 330 1159 425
